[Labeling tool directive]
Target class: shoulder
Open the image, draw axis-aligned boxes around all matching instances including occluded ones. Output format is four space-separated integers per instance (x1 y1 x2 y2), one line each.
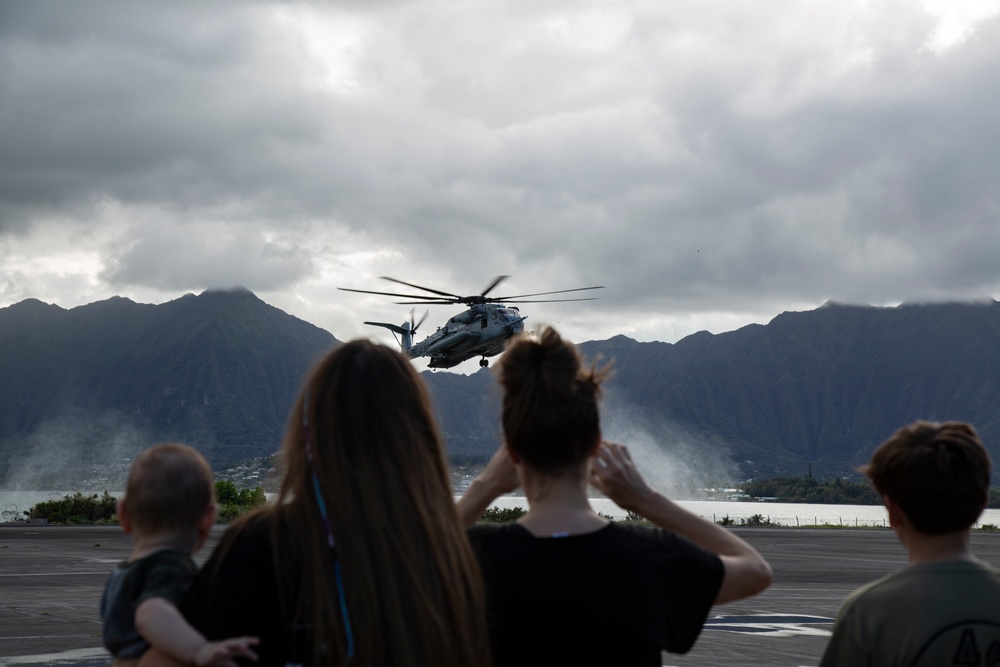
466 523 526 550
203 511 277 575
124 550 195 584
606 523 723 564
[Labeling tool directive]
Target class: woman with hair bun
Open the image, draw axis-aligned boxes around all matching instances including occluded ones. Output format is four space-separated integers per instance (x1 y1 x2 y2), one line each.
458 326 772 667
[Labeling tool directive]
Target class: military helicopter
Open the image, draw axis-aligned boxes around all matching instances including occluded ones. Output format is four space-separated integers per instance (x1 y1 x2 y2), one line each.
338 276 603 369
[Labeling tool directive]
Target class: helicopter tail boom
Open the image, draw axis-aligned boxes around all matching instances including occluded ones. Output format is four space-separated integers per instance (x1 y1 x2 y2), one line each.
364 320 414 354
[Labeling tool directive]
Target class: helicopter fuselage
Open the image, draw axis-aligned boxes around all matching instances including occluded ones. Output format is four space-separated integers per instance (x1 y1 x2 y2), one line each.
411 303 525 369
341 275 601 369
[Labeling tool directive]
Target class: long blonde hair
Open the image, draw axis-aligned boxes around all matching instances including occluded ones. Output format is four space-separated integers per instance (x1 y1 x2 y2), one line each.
255 340 489 665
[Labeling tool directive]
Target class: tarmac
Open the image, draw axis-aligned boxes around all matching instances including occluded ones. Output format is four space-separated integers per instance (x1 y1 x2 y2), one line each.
3 524 1000 667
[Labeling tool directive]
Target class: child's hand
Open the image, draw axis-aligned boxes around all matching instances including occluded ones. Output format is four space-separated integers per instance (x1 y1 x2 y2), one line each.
193 637 259 666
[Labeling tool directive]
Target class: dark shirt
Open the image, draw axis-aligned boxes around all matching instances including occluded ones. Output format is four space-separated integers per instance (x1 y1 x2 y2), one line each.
183 516 314 666
101 549 196 658
467 522 724 667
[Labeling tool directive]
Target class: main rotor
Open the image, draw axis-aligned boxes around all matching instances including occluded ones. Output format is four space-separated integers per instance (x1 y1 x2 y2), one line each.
338 276 604 306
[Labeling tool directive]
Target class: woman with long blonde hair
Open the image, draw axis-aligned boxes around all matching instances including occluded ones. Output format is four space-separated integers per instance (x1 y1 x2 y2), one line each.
165 340 489 666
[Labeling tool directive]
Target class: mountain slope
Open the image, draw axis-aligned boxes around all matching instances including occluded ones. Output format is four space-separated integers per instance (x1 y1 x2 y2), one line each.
576 301 1000 476
0 289 337 479
3 293 998 483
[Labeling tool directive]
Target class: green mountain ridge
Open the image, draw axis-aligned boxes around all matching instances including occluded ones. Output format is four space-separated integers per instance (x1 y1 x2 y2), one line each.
2 291 998 483
576 300 1000 477
0 288 337 481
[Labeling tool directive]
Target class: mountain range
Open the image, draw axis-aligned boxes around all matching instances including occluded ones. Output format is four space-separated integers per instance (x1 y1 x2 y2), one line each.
1 289 998 484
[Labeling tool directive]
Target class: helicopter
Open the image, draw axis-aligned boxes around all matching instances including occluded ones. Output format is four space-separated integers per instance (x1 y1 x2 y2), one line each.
338 276 604 369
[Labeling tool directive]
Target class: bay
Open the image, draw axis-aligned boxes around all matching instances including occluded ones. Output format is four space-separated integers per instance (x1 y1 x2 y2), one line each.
477 495 1000 528
5 490 1000 529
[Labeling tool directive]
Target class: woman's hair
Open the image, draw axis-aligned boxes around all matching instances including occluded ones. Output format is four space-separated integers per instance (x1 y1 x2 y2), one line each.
497 326 610 474
250 339 488 666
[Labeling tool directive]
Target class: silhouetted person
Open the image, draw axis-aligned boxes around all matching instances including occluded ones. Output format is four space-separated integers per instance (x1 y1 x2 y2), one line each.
821 420 1000 666
147 340 489 667
102 444 258 666
458 326 772 667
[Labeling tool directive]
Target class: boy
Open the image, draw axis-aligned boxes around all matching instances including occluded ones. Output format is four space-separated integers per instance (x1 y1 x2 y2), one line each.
101 443 259 666
821 420 1000 666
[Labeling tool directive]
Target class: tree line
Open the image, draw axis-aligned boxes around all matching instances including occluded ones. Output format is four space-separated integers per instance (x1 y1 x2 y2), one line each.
743 475 1000 509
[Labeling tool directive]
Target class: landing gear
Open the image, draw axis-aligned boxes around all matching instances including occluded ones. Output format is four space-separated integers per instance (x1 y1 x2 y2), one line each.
479 357 489 368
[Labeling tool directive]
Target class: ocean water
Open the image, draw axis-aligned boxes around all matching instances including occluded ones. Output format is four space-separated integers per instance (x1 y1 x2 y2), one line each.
6 490 1000 528
475 495 1000 528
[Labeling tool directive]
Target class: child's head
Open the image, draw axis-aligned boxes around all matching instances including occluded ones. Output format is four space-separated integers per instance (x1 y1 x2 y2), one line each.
862 420 991 535
121 443 215 538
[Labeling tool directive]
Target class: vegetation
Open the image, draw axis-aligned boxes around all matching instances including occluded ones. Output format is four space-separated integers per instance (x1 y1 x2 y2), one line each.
23 482 266 525
715 513 781 528
479 506 527 523
215 480 267 522
27 491 118 524
743 475 880 505
744 475 1000 510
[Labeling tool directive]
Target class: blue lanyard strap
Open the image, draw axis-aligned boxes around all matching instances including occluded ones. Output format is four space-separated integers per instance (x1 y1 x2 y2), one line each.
302 390 355 660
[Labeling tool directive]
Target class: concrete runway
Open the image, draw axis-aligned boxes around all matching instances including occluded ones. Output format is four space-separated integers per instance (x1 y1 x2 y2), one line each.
3 524 1000 667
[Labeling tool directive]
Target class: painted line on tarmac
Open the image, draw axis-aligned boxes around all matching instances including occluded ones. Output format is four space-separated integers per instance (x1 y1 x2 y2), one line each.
0 647 107 667
704 613 834 638
0 637 96 642
0 572 107 577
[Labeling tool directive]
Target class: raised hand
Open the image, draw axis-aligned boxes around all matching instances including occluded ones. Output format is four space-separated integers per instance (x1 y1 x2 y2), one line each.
590 442 655 513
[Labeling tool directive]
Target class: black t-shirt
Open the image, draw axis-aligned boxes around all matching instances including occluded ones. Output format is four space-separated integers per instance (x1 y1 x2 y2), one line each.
182 516 315 666
467 522 724 667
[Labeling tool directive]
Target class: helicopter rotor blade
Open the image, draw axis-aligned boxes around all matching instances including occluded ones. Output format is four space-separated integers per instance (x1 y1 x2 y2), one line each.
379 276 462 300
503 297 601 303
393 300 461 305
480 275 509 297
490 285 605 301
338 287 455 301
414 309 429 333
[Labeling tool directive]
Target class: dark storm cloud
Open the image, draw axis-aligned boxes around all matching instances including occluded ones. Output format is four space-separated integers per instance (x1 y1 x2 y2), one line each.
2 0 1000 342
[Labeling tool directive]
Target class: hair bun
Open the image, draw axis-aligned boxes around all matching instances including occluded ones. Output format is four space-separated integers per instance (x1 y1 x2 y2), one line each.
498 327 583 400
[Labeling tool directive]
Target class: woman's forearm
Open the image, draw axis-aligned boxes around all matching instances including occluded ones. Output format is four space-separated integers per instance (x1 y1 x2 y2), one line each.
635 492 772 603
456 445 521 527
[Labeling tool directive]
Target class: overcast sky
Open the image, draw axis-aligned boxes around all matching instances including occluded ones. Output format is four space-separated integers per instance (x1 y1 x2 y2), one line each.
3 0 1000 370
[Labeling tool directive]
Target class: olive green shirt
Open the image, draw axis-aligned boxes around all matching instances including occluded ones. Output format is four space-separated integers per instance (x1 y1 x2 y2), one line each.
821 559 1000 667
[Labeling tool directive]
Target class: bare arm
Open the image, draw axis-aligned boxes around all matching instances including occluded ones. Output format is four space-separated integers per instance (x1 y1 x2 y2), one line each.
135 598 259 666
456 444 521 527
590 442 772 604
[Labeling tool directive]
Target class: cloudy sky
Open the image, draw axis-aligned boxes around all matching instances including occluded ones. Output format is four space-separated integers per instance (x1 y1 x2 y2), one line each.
3 0 1000 368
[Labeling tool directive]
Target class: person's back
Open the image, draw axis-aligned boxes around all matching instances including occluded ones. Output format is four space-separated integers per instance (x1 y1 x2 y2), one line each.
459 327 771 667
821 421 999 667
823 559 1000 665
469 522 722 667
174 340 490 667
101 443 257 666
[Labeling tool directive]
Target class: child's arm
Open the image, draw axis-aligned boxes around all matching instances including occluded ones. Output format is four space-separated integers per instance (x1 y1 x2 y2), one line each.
136 597 259 666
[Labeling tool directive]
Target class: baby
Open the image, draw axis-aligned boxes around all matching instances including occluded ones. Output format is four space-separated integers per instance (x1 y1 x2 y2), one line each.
101 443 258 666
